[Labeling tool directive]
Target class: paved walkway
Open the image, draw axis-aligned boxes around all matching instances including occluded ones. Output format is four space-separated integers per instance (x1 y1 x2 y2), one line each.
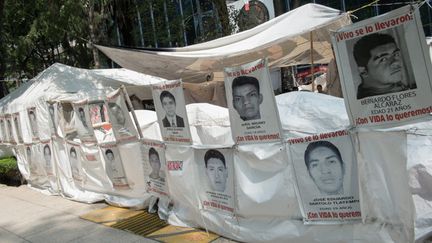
0 184 156 243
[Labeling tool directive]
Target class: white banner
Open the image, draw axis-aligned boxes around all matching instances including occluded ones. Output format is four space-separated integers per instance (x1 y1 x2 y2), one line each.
66 141 86 187
288 130 361 224
0 116 4 144
5 114 15 145
27 107 39 141
13 113 23 144
224 58 282 144
106 89 138 142
152 80 192 144
100 143 130 190
196 148 235 215
41 140 54 177
88 100 115 144
72 99 97 143
332 5 432 128
141 140 168 198
59 103 78 141
47 102 58 137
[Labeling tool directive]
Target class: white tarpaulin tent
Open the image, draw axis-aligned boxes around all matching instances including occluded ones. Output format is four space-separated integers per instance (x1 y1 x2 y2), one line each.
96 4 351 83
0 63 428 242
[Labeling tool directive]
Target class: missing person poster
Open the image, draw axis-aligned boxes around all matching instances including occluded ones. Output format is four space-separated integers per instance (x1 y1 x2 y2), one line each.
47 102 58 136
106 89 138 142
5 114 15 144
27 107 39 141
287 130 361 224
100 143 130 190
41 140 54 176
332 5 432 128
26 144 43 178
13 113 23 144
152 80 192 144
195 148 234 215
72 100 96 143
224 59 282 144
0 116 5 144
141 140 168 198
59 102 78 141
66 141 86 186
88 100 115 144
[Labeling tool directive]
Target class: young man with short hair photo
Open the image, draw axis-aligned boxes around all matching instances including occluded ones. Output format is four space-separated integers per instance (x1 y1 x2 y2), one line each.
353 33 416 99
232 76 263 121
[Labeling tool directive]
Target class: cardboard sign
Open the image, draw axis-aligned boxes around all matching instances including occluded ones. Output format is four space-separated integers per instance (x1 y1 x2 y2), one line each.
332 5 432 128
224 59 282 144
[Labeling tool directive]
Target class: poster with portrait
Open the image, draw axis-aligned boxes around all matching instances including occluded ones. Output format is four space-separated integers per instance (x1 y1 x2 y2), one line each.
287 130 361 224
72 99 96 143
141 140 168 198
41 140 54 176
25 143 43 178
59 102 78 141
195 148 235 215
332 5 432 128
47 102 59 137
224 58 282 144
0 116 5 144
152 79 192 144
13 113 23 144
106 88 138 142
27 107 39 141
5 114 14 144
66 141 86 186
100 143 130 190
88 99 115 144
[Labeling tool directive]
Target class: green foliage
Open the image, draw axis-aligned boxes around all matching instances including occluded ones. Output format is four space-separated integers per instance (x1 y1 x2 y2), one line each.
0 157 17 174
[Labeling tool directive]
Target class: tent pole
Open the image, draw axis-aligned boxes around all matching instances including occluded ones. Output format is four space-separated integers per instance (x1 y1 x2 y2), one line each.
121 85 144 140
310 31 315 92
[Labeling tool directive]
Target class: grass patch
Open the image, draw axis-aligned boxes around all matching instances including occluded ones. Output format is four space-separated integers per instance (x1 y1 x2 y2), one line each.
0 157 17 174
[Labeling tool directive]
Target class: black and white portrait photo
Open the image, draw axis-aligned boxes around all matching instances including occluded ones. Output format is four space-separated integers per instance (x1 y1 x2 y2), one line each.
304 141 345 195
224 59 282 144
232 76 263 121
103 147 129 189
160 91 185 128
152 80 192 144
28 108 39 139
332 6 432 128
195 148 234 215
204 149 228 193
290 133 361 223
353 33 416 99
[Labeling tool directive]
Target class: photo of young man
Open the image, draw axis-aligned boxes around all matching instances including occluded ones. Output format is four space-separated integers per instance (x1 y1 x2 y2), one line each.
160 91 185 128
148 147 162 180
108 102 133 137
43 144 52 173
353 33 416 99
304 141 345 195
204 149 228 193
28 109 39 138
231 76 263 121
104 148 128 189
78 107 88 129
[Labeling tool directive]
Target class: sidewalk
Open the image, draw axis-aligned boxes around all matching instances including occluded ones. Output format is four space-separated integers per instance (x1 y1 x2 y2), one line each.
0 184 156 243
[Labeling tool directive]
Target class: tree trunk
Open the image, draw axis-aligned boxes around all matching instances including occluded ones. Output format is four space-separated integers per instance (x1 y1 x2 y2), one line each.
213 0 230 36
88 0 100 68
